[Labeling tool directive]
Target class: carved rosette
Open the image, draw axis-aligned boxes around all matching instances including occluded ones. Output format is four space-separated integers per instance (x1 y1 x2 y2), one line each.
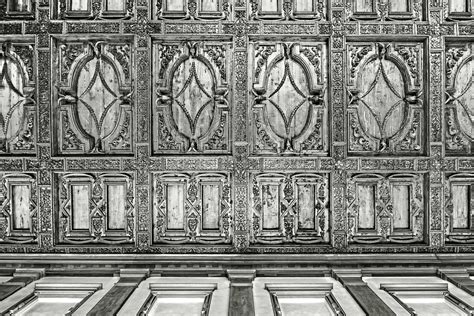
445 43 474 155
251 42 328 155
153 173 232 244
347 174 424 244
58 173 135 244
154 41 231 154
347 42 424 155
55 40 133 155
0 173 37 244
250 173 329 245
0 42 36 154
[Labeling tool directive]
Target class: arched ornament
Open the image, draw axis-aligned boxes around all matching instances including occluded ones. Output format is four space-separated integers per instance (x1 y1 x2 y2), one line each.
347 42 424 156
251 41 327 155
0 42 36 154
154 41 231 154
56 40 133 155
445 42 474 155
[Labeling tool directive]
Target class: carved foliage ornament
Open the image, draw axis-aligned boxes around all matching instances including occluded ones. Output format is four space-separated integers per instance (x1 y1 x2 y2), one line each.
251 173 329 244
0 173 37 244
445 43 474 155
252 42 327 155
58 173 134 244
56 40 133 155
347 173 424 244
154 41 231 154
0 42 36 154
347 42 424 155
153 173 232 244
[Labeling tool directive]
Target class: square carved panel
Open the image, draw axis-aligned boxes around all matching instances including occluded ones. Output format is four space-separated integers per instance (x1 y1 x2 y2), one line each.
347 41 425 156
250 173 329 244
154 0 231 20
152 172 232 244
56 173 135 245
52 37 134 156
250 41 328 156
153 40 232 155
347 173 425 244
249 0 327 21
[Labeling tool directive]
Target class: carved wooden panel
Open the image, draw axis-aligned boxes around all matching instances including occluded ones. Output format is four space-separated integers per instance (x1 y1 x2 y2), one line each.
0 0 35 19
0 41 36 155
53 38 133 155
57 173 134 244
445 174 474 243
250 41 328 155
347 174 424 244
155 0 231 20
153 40 232 154
54 0 134 19
445 42 474 155
153 173 232 244
347 42 424 156
443 0 474 20
0 173 37 244
346 0 423 20
249 0 327 20
250 173 329 244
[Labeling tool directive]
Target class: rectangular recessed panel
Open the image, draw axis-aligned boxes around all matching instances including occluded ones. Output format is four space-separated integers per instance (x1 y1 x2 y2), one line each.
390 0 409 12
201 0 218 11
12 185 30 230
149 297 206 316
72 185 90 230
261 0 279 12
450 0 468 12
166 0 185 11
295 0 314 12
262 184 280 230
9 0 29 11
297 184 315 230
105 0 124 11
202 184 220 230
70 0 89 11
107 184 126 230
279 297 333 316
167 184 185 230
358 184 376 229
452 185 470 229
356 0 374 12
393 185 410 229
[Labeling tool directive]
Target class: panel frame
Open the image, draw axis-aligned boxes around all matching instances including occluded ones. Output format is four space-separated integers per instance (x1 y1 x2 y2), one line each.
445 174 474 243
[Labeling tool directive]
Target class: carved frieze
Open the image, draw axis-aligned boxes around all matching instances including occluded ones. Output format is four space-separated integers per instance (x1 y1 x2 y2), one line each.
347 173 424 244
250 41 328 155
57 173 135 244
250 173 329 244
53 38 134 155
347 42 424 156
153 40 232 154
153 172 232 244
